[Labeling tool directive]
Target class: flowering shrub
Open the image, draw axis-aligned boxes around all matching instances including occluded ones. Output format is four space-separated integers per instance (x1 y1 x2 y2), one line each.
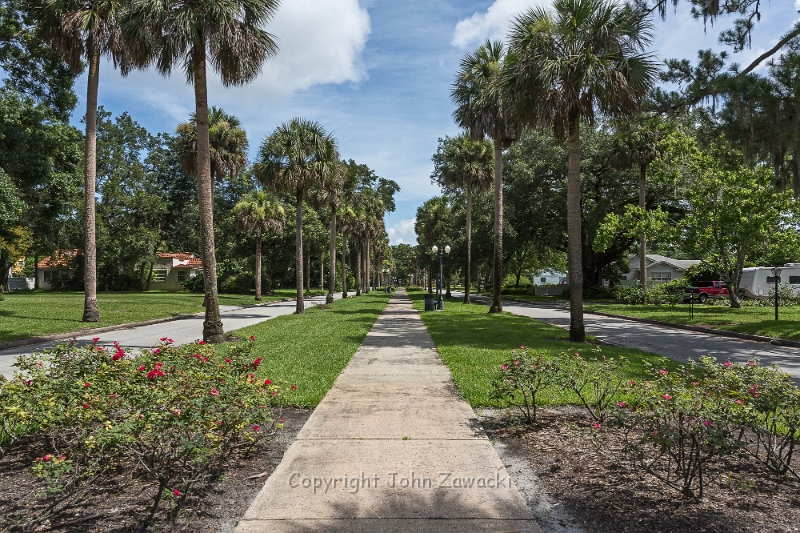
491 347 557 424
1 336 291 525
555 348 627 423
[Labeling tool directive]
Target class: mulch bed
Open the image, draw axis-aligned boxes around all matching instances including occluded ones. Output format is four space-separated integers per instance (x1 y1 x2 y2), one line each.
0 408 311 533
483 407 800 533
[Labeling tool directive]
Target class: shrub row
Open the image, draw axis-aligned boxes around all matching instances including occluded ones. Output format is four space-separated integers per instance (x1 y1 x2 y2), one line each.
0 337 291 528
493 348 800 501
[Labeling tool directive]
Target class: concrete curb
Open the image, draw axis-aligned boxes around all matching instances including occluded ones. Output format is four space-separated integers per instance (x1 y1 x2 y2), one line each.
0 296 298 351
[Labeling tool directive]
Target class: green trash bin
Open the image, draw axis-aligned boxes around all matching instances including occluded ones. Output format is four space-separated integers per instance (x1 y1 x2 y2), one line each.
424 294 435 311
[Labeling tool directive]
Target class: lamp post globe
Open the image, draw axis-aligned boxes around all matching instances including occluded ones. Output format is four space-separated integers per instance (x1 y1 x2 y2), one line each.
445 245 451 255
431 245 438 254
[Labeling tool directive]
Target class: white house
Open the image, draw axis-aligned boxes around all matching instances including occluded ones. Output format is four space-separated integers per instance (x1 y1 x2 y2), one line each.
533 269 567 285
149 252 202 291
623 254 701 285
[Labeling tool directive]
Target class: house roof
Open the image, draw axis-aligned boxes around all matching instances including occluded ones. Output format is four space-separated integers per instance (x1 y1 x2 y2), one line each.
645 254 701 271
156 252 202 268
37 249 81 269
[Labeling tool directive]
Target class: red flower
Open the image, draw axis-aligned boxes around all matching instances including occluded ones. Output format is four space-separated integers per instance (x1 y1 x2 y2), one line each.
198 341 206 345
138 365 146 372
84 382 90 388
23 379 32 386
112 348 124 361
225 358 232 363
290 384 296 390
109 393 117 398
252 357 263 370
83 403 90 409
250 335 255 341
210 389 219 396
173 489 181 497
264 379 272 385
91 337 100 344
253 424 260 432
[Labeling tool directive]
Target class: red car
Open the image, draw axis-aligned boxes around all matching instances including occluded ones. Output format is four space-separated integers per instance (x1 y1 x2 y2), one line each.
685 281 729 303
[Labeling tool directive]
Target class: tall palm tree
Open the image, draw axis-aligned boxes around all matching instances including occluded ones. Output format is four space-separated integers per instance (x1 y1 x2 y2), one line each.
28 0 142 323
431 133 493 303
233 190 285 300
256 118 339 314
451 40 520 313
123 0 279 341
508 0 658 341
176 107 249 181
610 116 666 298
414 196 452 295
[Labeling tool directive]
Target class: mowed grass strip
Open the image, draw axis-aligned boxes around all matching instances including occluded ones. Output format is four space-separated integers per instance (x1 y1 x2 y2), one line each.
586 303 800 341
234 292 392 407
410 294 678 408
0 289 322 343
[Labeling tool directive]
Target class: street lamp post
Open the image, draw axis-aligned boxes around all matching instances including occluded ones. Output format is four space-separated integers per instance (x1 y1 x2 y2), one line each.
431 244 450 310
771 267 782 321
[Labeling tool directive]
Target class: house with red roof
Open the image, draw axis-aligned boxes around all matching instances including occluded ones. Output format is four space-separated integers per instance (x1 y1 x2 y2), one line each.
150 252 203 291
37 249 81 289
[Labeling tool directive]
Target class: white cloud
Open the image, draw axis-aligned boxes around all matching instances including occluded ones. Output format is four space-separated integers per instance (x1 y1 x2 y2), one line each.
387 218 418 246
451 0 544 49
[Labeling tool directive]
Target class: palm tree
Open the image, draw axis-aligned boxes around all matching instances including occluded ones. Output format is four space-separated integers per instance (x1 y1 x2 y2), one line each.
256 118 339 314
507 0 658 341
451 40 520 313
176 107 249 181
123 0 279 341
28 0 143 323
233 190 285 300
431 133 493 303
610 116 666 298
414 196 452 295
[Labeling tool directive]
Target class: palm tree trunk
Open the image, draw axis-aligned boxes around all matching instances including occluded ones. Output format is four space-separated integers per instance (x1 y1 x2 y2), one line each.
193 45 224 341
146 262 153 291
567 118 585 342
464 185 473 304
341 231 348 298
295 192 305 313
319 257 324 289
82 40 100 323
255 231 262 301
489 137 504 313
355 237 362 296
304 250 310 292
364 240 369 292
327 207 336 304
639 163 647 302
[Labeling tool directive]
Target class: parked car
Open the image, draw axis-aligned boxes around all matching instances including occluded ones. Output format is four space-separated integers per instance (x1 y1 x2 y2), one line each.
685 281 729 303
739 265 800 299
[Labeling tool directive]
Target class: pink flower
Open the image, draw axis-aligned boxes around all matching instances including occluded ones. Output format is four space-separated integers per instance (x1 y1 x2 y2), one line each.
747 360 757 366
23 379 32 386
225 358 232 363
629 381 636 386
253 424 260 433
91 337 100 344
109 393 117 398
663 394 672 400
704 420 713 427
520 345 526 349
735 399 743 404
42 454 52 461
692 382 699 386
617 402 627 408
173 408 181 416
659 369 668 376
210 389 219 396
84 382 90 388
173 489 181 497
112 348 124 361
138 365 146 371
748 385 759 395
153 348 161 355
724 361 733 367
502 365 509 371
160 337 167 342
83 403 90 409
592 422 601 429
280 418 285 423
514 360 520 366
216 420 222 426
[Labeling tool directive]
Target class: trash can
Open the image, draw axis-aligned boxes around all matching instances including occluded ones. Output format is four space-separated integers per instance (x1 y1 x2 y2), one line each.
424 294 435 311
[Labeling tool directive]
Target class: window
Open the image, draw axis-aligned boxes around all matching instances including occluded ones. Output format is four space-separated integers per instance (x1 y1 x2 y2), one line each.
767 276 781 284
540 277 547 283
17 260 24 266
177 270 187 282
152 269 167 282
790 276 800 284
43 270 52 282
650 272 672 282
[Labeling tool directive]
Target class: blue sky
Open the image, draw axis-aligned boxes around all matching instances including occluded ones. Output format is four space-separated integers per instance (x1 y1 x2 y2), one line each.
69 0 799 246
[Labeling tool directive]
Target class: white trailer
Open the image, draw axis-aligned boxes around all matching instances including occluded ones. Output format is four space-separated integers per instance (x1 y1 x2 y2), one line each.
738 265 800 299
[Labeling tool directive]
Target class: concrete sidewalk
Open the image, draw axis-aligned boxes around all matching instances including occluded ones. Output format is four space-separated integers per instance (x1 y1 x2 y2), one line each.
0 294 338 378
235 291 539 533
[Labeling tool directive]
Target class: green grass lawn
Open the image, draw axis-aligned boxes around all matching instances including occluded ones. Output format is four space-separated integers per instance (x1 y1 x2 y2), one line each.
410 294 678 408
585 303 800 341
234 292 391 407
0 289 323 343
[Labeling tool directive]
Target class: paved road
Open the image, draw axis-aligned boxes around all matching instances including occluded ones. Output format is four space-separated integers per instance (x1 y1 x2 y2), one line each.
236 291 540 533
463 294 800 380
0 294 339 378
